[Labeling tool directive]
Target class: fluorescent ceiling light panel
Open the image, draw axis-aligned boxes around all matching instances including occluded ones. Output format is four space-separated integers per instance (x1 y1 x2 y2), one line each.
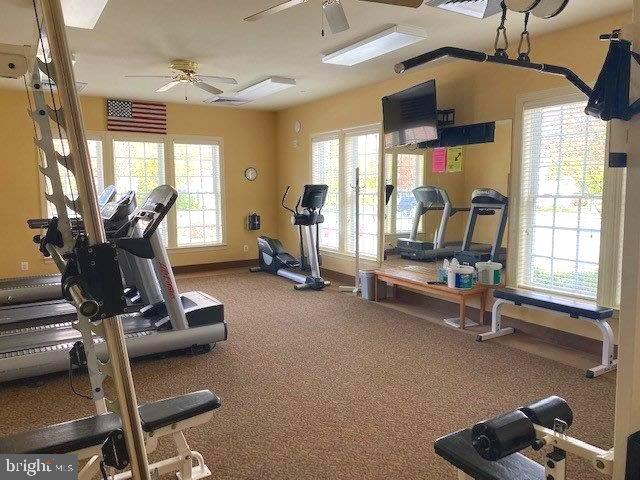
236 77 297 100
426 0 502 19
322 26 427 66
204 96 252 106
61 0 109 29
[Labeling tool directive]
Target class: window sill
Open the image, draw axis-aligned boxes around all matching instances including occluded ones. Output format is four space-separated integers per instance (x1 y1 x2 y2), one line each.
168 244 228 254
513 283 599 304
320 249 380 263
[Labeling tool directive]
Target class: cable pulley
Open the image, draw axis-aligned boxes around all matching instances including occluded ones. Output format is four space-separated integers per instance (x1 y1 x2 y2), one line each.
494 2 509 59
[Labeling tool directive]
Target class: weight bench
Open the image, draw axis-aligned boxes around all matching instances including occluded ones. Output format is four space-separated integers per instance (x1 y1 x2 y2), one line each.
435 429 544 480
0 390 221 480
477 287 616 378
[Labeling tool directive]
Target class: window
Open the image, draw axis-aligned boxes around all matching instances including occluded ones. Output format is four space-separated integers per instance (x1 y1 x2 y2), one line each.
173 141 224 247
345 129 380 257
516 99 607 299
40 133 228 252
46 138 104 217
311 125 381 259
114 140 165 201
113 139 166 242
384 153 424 234
311 134 341 251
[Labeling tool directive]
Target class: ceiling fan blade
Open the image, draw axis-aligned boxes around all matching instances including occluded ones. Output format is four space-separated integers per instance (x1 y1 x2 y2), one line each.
126 75 174 79
194 81 223 96
156 80 182 92
358 0 423 6
197 75 239 85
323 1 350 34
244 0 308 21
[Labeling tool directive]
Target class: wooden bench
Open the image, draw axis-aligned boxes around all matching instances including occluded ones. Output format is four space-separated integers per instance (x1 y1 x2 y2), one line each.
374 267 489 329
477 287 616 378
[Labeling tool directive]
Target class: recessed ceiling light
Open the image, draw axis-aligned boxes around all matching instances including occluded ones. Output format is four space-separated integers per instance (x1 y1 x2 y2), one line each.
322 25 427 66
236 77 297 101
61 0 109 29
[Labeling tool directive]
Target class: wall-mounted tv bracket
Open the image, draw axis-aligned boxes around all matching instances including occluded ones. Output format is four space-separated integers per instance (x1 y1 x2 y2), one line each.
437 109 455 127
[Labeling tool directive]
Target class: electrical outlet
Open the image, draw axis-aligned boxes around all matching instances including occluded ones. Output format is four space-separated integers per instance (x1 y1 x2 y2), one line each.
243 244 249 252
21 261 29 271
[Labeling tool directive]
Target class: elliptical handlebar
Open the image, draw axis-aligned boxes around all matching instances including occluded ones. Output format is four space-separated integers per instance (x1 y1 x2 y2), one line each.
281 186 302 215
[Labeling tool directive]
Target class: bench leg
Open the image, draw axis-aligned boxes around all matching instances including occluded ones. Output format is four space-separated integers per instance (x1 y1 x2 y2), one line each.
585 319 618 378
476 298 515 342
545 450 566 480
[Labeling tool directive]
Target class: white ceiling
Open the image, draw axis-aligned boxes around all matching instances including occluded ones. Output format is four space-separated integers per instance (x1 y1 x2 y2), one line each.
0 0 631 110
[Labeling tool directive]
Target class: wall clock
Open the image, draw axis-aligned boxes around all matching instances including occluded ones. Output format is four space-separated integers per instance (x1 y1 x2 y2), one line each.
245 167 258 181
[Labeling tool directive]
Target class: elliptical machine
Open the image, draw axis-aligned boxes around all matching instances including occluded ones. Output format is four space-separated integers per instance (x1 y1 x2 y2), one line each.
251 184 331 291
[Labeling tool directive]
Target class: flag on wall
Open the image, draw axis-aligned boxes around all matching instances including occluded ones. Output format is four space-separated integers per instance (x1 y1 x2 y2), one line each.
107 99 167 134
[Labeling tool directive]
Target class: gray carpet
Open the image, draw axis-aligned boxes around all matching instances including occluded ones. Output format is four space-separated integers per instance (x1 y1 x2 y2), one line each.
0 270 616 479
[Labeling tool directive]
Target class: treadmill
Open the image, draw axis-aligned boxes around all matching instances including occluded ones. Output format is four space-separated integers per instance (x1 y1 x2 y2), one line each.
0 186 118 307
398 187 507 262
0 190 140 325
0 185 227 382
397 186 470 261
454 188 508 265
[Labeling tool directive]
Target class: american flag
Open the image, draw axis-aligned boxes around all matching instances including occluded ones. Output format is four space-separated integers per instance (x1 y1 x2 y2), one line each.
107 99 167 134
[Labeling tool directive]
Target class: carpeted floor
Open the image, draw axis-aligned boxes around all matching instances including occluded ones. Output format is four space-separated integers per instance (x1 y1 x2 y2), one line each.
0 270 616 479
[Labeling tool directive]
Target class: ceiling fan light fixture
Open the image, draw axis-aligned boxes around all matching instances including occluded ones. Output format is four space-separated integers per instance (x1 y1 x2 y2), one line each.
236 77 297 100
426 0 503 19
322 25 427 66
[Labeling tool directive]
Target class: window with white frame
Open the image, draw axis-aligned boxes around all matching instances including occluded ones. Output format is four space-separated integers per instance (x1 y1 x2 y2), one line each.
45 138 104 218
173 141 224 247
387 153 424 234
516 99 608 299
113 139 167 242
40 133 229 252
311 126 381 259
311 134 341 251
396 154 424 233
345 128 380 257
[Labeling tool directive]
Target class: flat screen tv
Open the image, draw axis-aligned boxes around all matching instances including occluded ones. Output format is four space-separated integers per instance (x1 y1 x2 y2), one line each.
382 79 438 149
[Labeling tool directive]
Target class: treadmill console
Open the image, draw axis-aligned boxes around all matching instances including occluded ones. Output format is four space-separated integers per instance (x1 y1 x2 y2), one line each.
471 189 508 205
300 184 328 211
98 185 117 207
130 185 178 239
101 191 136 222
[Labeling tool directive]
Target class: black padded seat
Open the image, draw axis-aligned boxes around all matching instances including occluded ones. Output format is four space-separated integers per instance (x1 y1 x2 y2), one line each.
494 288 613 320
434 429 544 480
0 413 121 455
139 390 221 432
0 390 220 455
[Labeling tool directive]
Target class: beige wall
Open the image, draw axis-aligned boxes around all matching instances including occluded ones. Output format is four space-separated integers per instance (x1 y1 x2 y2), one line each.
0 11 629 340
0 91 277 278
275 12 629 340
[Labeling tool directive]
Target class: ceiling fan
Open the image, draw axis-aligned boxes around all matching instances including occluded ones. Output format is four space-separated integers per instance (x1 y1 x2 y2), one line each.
244 0 423 34
125 59 238 97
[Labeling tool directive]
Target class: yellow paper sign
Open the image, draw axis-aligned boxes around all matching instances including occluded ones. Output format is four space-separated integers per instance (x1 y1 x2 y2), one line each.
447 147 463 173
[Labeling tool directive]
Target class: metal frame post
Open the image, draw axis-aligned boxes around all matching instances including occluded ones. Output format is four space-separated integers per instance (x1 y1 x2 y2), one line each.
613 4 640 477
39 1 151 478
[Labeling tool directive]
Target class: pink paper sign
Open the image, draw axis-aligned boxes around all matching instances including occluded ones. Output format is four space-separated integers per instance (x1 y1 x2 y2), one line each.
432 147 447 173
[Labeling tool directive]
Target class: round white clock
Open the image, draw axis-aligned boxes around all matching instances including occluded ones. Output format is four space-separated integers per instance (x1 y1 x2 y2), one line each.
245 167 258 181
